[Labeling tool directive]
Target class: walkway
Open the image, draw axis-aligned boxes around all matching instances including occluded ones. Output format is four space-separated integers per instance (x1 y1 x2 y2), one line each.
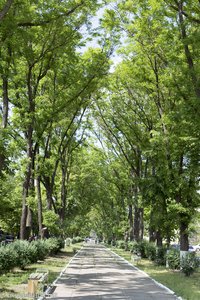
45 243 180 300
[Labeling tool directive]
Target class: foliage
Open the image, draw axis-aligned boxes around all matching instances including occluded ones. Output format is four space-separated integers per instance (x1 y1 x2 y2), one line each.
72 236 84 244
131 240 148 258
0 245 17 273
43 211 60 236
115 240 125 249
33 240 49 261
11 240 36 269
44 238 63 255
0 0 199 251
166 249 180 270
145 243 157 261
0 238 63 273
155 247 167 266
180 253 199 277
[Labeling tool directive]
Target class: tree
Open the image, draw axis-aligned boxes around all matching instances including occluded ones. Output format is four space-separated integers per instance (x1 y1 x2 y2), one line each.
99 0 200 249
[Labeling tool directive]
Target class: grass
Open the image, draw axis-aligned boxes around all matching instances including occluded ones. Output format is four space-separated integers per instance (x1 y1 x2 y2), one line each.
111 247 200 300
1 242 199 300
0 243 83 300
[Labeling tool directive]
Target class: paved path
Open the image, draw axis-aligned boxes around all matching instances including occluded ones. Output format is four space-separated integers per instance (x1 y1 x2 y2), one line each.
46 243 180 300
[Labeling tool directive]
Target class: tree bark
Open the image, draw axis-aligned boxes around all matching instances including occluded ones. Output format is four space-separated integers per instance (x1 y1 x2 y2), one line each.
128 204 134 240
0 0 13 22
139 207 144 240
36 152 43 239
180 220 189 251
156 231 163 247
133 205 141 242
20 66 35 239
36 175 43 238
43 176 53 210
59 163 69 223
2 76 9 128
0 76 9 173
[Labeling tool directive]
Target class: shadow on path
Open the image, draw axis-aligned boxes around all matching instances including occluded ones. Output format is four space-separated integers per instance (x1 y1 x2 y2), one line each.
46 244 180 300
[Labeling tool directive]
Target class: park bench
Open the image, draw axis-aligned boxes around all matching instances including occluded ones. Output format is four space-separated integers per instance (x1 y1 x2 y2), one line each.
27 268 49 296
131 254 141 265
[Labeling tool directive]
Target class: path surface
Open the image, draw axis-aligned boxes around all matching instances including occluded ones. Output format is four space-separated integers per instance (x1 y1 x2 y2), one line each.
46 243 180 300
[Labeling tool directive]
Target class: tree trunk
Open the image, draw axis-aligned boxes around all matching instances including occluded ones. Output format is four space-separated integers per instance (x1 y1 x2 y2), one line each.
0 0 13 22
128 204 134 240
20 155 32 239
2 76 9 128
180 219 189 251
0 76 9 173
20 202 28 240
44 177 53 210
59 165 67 223
149 227 156 243
20 66 35 239
156 231 163 247
139 208 144 240
25 207 32 239
36 175 43 238
133 205 140 242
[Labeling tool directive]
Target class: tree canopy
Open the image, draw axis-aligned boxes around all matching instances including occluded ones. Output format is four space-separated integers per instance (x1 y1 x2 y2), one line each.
0 0 199 251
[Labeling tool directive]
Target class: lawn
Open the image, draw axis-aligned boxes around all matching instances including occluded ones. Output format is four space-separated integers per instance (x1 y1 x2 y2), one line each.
111 248 200 300
0 244 82 300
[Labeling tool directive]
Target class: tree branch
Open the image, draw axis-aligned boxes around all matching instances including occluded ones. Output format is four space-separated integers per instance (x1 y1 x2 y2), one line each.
17 2 84 27
0 0 13 22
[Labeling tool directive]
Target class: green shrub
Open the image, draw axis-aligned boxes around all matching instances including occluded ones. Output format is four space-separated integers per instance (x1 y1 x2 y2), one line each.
145 243 156 261
27 242 39 264
44 238 61 255
128 241 135 251
72 236 83 244
130 240 149 258
57 238 65 249
166 249 180 270
180 252 199 276
155 246 167 266
34 240 49 260
11 240 32 269
0 245 17 272
116 240 125 249
0 238 64 274
111 240 116 247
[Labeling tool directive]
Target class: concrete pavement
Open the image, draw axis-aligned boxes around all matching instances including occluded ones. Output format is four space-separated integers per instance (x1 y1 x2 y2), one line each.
44 243 181 300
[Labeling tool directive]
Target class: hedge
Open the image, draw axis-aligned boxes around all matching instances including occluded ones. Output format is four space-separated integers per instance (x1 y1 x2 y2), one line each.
0 238 63 274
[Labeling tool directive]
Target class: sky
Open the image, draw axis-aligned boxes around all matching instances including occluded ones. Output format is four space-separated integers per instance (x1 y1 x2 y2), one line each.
77 3 123 71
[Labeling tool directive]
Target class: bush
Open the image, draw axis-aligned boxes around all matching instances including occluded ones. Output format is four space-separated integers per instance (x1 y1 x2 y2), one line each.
0 245 17 272
57 238 65 249
130 240 149 258
27 242 39 264
166 249 180 270
72 236 83 244
0 238 64 274
145 243 156 261
180 252 199 276
116 240 125 249
128 241 135 251
34 240 50 260
44 238 62 255
11 240 32 269
155 246 167 266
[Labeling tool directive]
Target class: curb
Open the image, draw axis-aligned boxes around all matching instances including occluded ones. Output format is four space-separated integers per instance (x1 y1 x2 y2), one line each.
108 248 183 300
37 246 83 300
